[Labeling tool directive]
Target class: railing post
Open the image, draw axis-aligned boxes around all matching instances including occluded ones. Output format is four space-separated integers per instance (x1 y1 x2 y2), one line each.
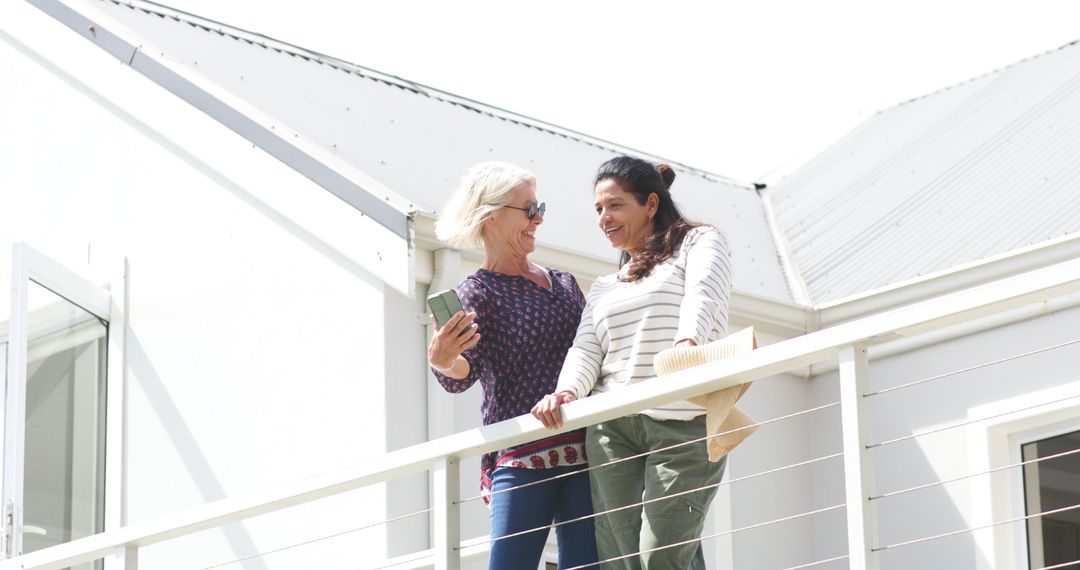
111 544 138 570
839 344 879 570
433 457 461 570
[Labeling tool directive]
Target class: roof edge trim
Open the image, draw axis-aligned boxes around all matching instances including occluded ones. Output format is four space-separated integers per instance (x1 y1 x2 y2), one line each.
758 187 812 306
108 0 752 189
880 38 1080 115
817 233 1080 326
31 0 413 239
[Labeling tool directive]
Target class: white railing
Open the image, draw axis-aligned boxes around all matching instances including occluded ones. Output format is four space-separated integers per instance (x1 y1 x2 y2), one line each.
4 256 1080 570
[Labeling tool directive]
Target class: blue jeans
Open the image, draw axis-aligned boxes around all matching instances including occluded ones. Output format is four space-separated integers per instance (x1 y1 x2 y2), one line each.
489 465 599 570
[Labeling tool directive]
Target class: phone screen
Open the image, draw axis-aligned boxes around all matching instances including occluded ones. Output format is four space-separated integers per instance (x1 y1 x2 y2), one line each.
427 289 463 327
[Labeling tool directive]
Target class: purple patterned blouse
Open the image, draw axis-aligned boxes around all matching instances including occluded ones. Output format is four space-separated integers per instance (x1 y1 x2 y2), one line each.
432 267 588 494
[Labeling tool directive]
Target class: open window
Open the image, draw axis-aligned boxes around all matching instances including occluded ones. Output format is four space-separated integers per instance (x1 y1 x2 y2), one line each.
2 244 113 567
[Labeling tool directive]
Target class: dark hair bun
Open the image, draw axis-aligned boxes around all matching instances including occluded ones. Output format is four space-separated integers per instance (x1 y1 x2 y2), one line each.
655 163 676 190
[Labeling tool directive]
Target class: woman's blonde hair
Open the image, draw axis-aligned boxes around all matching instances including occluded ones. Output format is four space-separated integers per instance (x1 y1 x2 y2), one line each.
435 162 538 249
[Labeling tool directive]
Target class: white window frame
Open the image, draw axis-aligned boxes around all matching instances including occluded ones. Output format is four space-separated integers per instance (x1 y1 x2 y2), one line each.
2 243 126 561
974 381 1080 570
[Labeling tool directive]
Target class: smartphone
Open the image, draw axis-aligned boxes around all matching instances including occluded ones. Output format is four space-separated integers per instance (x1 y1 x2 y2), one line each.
426 288 465 328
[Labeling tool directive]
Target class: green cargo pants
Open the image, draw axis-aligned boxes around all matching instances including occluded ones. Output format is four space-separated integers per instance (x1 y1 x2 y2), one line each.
586 414 726 570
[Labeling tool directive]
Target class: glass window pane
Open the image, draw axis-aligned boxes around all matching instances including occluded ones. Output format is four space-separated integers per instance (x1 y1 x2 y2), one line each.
1023 429 1080 568
23 281 107 563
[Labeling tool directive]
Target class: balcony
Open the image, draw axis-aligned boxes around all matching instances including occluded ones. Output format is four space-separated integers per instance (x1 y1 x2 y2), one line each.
3 257 1079 570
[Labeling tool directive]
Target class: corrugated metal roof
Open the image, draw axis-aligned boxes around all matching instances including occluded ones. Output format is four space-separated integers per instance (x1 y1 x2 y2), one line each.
769 40 1080 304
68 0 791 301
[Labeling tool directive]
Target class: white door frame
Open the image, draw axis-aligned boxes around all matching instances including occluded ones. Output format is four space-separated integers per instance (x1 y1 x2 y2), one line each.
0 340 5 554
3 243 117 559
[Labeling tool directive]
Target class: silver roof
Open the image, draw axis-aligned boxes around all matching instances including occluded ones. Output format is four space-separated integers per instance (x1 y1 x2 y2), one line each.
769 40 1080 304
62 0 791 301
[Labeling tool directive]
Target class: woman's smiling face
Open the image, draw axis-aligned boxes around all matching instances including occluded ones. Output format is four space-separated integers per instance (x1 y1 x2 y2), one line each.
485 181 543 256
594 179 657 253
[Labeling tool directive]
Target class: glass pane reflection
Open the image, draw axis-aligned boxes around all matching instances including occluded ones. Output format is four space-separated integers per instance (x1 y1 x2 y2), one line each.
1023 429 1080 568
24 280 106 569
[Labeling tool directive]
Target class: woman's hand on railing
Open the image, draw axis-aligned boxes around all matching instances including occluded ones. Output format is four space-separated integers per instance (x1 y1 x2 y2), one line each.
531 391 577 429
428 311 479 379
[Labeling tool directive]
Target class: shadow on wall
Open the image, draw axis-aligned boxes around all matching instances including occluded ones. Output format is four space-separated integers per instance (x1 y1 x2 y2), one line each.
7 26 384 291
126 330 271 570
810 367 995 569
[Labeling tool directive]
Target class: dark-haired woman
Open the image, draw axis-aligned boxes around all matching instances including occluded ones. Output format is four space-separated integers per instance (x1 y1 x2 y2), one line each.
532 156 733 569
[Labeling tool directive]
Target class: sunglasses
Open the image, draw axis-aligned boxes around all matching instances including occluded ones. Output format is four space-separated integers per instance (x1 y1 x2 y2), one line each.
503 202 546 220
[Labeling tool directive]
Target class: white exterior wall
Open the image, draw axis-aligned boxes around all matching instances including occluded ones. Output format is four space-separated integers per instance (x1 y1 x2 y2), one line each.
805 303 1080 569
729 372 822 569
1 4 414 566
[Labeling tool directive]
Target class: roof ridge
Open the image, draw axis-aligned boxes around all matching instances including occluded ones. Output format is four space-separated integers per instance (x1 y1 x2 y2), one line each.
877 38 1080 115
107 0 753 189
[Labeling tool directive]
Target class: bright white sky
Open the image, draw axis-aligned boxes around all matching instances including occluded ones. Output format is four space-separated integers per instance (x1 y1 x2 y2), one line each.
163 0 1078 183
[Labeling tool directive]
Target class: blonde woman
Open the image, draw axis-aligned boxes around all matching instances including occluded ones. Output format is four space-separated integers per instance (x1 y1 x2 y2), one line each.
429 162 598 569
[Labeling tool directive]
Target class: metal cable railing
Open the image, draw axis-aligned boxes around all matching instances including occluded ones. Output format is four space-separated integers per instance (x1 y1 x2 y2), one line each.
130 390 841 570
462 450 843 549
561 504 847 570
195 508 432 570
446 398 843 558
867 393 1080 449
193 339 1080 568
863 337 1080 398
367 555 429 570
368 554 432 570
1035 560 1080 570
194 402 846 568
171 336 1080 570
3 257 1078 570
778 554 850 569
871 446 1080 500
873 502 1080 552
851 334 1080 565
457 401 841 506
570 336 1080 568
364 535 513 570
857 336 1080 565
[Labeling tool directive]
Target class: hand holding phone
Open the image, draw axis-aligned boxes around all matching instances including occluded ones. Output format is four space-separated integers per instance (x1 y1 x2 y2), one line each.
427 289 465 328
427 288 477 338
427 288 480 374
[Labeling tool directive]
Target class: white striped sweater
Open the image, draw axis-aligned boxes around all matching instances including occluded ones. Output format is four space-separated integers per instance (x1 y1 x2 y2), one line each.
555 226 733 420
